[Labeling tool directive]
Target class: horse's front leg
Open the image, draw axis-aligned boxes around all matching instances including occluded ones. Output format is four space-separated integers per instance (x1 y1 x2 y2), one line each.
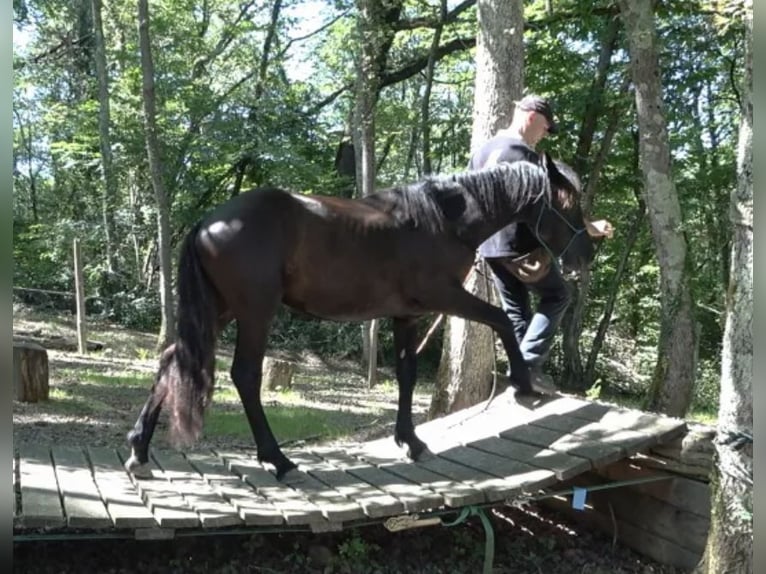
432 283 534 394
392 317 429 460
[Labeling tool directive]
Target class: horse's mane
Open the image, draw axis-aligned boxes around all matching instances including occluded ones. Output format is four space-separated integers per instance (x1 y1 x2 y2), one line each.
363 161 553 234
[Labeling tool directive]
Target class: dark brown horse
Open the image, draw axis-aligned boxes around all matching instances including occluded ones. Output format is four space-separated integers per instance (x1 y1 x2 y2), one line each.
125 152 594 480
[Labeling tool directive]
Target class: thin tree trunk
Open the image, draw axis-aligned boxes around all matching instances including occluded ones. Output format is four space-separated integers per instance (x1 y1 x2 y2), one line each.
584 133 645 384
420 0 446 175
353 0 402 388
92 0 117 273
560 74 626 390
138 0 175 351
695 2 753 571
431 0 523 417
618 0 697 417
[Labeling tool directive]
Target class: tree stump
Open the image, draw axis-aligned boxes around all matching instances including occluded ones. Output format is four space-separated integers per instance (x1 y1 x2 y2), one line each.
13 341 50 402
263 357 294 391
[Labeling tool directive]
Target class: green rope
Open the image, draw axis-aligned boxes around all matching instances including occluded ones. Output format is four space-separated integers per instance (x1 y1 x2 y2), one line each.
442 505 495 574
510 474 674 507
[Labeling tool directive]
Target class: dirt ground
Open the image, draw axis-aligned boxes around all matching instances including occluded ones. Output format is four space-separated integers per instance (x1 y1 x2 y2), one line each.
12 309 689 574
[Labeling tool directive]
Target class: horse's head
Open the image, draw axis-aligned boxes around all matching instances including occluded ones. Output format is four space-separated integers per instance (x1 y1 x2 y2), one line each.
530 152 594 273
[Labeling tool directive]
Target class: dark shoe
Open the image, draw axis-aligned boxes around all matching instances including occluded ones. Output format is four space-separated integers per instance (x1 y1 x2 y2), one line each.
530 369 557 395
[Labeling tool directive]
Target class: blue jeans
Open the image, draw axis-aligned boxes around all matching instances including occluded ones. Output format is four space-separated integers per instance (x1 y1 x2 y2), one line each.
485 257 572 372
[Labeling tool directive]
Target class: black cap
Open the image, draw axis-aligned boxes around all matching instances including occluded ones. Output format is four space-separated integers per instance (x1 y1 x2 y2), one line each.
515 95 558 134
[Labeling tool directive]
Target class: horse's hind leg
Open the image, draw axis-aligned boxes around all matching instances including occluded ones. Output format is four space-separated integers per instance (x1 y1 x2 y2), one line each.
392 317 429 460
230 315 296 480
124 353 172 478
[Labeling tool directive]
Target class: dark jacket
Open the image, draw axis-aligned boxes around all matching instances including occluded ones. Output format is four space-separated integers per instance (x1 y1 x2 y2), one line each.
469 133 540 258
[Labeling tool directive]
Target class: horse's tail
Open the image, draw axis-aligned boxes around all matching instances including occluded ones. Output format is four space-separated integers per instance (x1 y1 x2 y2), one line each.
161 222 218 447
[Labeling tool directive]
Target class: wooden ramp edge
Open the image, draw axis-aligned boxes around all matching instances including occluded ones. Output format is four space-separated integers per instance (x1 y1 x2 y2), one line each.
13 390 687 538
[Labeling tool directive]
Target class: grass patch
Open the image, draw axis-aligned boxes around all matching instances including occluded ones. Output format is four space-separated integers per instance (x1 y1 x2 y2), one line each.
58 368 151 389
204 404 381 443
46 388 115 415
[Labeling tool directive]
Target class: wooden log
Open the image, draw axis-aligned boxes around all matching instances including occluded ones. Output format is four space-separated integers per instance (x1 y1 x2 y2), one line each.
263 357 294 391
14 334 104 352
643 422 715 480
13 342 49 402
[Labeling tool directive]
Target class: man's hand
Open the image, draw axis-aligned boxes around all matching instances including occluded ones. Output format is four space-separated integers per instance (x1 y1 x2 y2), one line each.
585 219 614 238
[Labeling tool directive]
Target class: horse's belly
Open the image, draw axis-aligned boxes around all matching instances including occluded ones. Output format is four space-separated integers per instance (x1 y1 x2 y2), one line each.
283 270 412 321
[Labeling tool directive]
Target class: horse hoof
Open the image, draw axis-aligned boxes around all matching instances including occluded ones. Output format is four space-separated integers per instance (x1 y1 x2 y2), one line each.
280 467 305 485
412 447 435 462
407 442 433 462
124 456 153 479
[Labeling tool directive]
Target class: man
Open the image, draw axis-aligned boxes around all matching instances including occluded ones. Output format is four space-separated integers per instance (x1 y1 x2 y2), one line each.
469 95 613 394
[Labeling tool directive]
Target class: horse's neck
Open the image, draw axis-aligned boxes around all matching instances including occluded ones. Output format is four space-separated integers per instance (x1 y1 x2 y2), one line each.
451 179 534 249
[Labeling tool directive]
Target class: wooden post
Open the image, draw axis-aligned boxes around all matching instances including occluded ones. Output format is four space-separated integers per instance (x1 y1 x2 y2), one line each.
73 238 87 354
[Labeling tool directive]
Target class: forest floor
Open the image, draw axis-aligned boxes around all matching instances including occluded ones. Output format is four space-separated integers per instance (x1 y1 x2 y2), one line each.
12 307 690 574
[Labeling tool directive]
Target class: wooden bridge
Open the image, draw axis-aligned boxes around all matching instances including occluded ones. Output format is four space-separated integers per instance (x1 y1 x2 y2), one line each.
13 389 687 543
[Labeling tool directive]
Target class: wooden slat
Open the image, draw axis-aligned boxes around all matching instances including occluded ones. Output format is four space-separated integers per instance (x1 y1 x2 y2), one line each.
377 460 485 508
287 450 404 518
530 416 658 457
217 450 327 526
415 454 522 502
562 472 709 556
310 447 444 514
184 452 284 526
87 447 156 528
597 459 711 518
119 451 200 529
469 436 591 481
501 424 625 467
433 446 557 500
543 494 702 571
51 446 112 528
17 445 65 528
152 450 243 528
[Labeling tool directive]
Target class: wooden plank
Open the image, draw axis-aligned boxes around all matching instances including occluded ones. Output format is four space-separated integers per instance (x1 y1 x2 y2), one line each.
17 445 65 528
592 409 686 444
184 452 284 526
217 450 328 526
469 436 591 480
561 472 709 556
151 450 243 529
51 446 112 529
542 494 702 571
433 446 557 500
596 459 711 518
528 416 657 459
310 447 444 514
412 452 539 503
501 424 624 468
87 447 156 528
118 451 200 529
377 461 485 508
287 450 404 519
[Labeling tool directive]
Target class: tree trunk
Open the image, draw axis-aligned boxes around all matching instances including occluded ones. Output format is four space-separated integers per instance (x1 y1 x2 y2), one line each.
618 0 697 417
560 77 626 390
13 342 49 403
430 0 523 418
138 0 175 351
419 0 446 175
695 3 753 571
91 0 117 274
353 0 403 388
